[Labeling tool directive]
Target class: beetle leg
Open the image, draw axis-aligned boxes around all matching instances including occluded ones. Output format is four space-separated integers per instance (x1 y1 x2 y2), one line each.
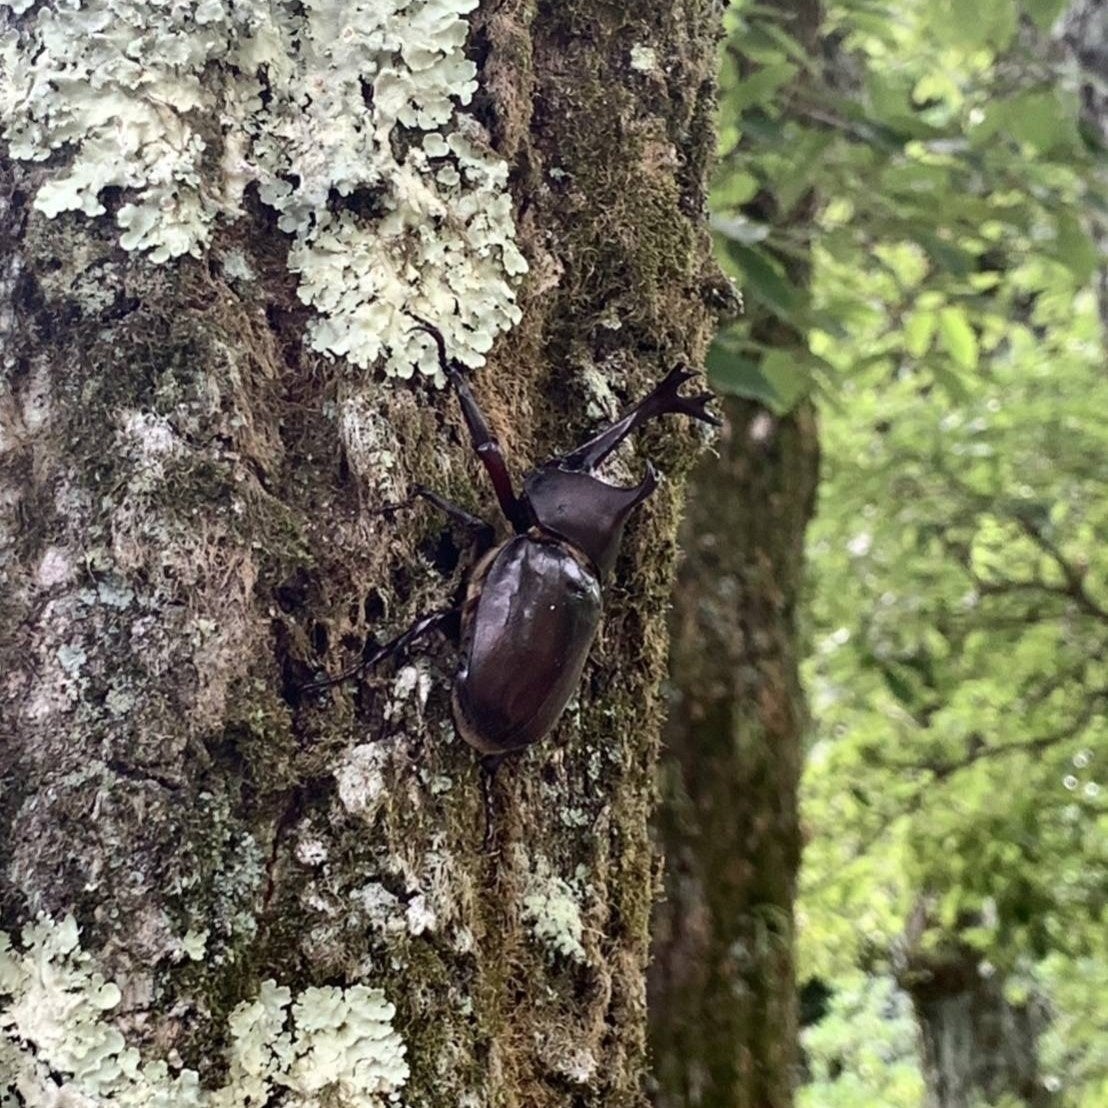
378 485 496 549
411 485 496 550
479 754 505 853
448 368 529 532
409 320 530 533
302 608 458 693
557 363 722 472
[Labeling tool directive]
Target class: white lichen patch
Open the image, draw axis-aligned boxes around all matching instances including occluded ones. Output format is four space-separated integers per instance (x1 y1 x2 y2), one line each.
629 44 659 73
405 894 436 937
219 246 255 283
0 0 526 373
287 985 409 1101
336 391 401 498
385 663 433 721
1 916 409 1107
181 928 208 962
35 545 73 588
354 883 436 939
119 410 183 462
294 835 328 868
336 742 392 822
544 1044 597 1085
520 855 587 964
353 882 406 935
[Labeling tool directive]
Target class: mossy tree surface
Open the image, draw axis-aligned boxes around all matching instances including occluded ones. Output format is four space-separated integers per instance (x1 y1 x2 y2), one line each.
0 2 725 1104
648 1 822 1105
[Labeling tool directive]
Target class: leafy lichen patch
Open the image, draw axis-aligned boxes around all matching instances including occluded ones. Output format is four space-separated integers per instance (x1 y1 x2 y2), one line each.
0 0 527 373
520 853 587 964
0 916 409 1107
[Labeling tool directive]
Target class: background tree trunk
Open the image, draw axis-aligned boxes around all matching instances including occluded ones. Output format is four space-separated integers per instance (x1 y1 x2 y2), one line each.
0 3 725 1104
900 913 1056 1108
1061 0 1108 328
647 3 822 1104
647 400 819 1108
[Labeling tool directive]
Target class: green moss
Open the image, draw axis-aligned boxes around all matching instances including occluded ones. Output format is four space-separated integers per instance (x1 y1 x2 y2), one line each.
552 74 697 337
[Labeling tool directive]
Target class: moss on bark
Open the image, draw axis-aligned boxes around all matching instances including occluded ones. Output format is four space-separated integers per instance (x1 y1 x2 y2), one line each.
1 2 724 1105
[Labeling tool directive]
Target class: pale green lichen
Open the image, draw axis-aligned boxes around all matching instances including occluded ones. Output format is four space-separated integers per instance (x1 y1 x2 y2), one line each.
181 928 208 962
219 246 255 283
629 44 659 73
520 855 587 964
335 742 392 821
0 0 526 373
55 642 87 675
0 916 409 1107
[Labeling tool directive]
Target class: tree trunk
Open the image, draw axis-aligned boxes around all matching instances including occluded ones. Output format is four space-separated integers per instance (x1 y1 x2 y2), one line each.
0 3 724 1104
646 0 822 1103
1061 0 1108 328
647 401 819 1108
900 921 1056 1108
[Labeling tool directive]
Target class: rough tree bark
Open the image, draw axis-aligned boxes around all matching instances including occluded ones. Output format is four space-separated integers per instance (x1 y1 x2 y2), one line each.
0 2 726 1105
647 2 822 1105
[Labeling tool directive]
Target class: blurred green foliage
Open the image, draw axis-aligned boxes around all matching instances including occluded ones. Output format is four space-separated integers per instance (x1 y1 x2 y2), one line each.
798 974 924 1107
711 0 1106 1103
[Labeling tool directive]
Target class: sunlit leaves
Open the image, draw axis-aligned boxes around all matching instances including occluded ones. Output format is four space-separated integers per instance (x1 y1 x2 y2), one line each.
798 976 925 1108
709 0 1107 1099
708 339 813 413
708 0 1100 409
938 306 978 370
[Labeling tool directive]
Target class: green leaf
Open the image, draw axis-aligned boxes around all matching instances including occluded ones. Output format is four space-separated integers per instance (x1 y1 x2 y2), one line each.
993 90 1082 154
938 307 979 371
761 349 812 411
753 20 817 71
1052 211 1098 284
935 0 1017 51
903 310 937 358
730 61 798 112
880 664 918 706
712 170 760 207
916 232 975 277
720 241 806 320
706 344 810 414
930 362 973 403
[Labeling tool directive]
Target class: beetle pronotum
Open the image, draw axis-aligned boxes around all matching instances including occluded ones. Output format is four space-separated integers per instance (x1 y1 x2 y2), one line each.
305 323 719 768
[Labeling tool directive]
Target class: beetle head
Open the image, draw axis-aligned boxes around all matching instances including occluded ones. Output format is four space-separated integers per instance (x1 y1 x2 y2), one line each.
523 463 658 578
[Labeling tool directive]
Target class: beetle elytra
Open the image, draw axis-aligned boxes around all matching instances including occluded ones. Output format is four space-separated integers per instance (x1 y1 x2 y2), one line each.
305 323 720 763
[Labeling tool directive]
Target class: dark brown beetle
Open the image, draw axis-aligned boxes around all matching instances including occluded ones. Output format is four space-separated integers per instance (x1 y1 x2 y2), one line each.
305 322 719 764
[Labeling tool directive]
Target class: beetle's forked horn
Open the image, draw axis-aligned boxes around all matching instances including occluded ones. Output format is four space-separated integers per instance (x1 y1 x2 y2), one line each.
559 363 720 472
647 364 722 427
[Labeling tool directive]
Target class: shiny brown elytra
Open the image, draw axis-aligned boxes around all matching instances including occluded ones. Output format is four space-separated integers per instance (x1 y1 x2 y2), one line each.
304 322 719 764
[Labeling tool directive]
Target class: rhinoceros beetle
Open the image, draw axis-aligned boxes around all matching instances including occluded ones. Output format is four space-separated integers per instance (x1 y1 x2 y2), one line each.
305 322 719 766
